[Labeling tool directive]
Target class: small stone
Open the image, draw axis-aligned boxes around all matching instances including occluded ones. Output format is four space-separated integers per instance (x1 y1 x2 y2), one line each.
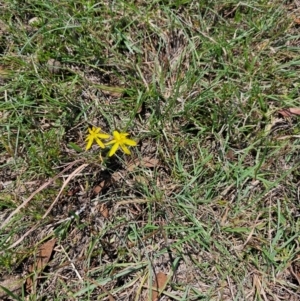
47 59 62 74
28 17 42 26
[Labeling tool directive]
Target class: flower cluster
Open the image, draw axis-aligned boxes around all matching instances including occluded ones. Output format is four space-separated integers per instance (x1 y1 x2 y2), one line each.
85 127 137 157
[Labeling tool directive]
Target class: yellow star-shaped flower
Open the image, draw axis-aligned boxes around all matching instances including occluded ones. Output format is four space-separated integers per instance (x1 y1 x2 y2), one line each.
85 127 110 150
106 130 137 157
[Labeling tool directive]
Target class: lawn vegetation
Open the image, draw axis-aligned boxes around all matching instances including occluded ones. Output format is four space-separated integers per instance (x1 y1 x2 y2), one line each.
1 0 300 300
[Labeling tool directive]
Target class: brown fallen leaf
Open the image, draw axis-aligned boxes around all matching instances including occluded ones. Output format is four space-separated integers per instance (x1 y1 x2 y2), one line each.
0 276 24 298
93 180 106 194
152 272 168 301
100 203 109 218
93 175 115 195
67 186 80 196
26 239 56 292
141 157 159 168
278 108 300 117
127 156 159 172
294 17 300 25
225 149 236 161
36 239 56 270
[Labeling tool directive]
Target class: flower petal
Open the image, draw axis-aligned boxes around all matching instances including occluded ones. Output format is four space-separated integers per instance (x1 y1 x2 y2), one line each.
86 137 93 150
97 133 110 139
95 138 105 148
121 144 131 155
106 139 116 145
120 133 129 138
108 143 119 157
113 131 121 140
123 138 137 146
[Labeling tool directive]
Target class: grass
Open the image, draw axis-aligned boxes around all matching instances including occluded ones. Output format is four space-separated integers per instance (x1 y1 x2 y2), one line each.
1 0 300 300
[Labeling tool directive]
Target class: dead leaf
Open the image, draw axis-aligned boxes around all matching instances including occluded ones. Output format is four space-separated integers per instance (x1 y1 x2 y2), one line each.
0 276 23 298
93 176 115 195
26 239 56 291
67 187 80 196
111 171 122 182
93 180 106 194
278 108 300 117
152 272 168 301
135 175 148 185
225 149 236 161
141 157 159 168
294 17 300 24
100 204 109 218
127 157 159 172
36 239 56 270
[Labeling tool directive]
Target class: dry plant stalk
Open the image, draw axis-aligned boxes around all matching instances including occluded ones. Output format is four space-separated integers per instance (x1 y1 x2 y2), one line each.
0 159 84 231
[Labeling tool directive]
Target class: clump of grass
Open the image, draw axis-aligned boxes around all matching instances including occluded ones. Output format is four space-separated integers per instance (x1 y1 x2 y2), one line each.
1 0 300 300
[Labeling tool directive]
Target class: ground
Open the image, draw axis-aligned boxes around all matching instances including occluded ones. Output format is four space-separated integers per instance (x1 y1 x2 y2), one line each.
1 0 300 300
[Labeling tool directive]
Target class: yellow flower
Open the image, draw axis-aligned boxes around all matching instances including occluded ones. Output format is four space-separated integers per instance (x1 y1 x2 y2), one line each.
85 127 110 150
106 130 137 156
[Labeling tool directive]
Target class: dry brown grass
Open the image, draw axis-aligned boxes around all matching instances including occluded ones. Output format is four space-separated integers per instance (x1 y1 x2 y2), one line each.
1 0 300 300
